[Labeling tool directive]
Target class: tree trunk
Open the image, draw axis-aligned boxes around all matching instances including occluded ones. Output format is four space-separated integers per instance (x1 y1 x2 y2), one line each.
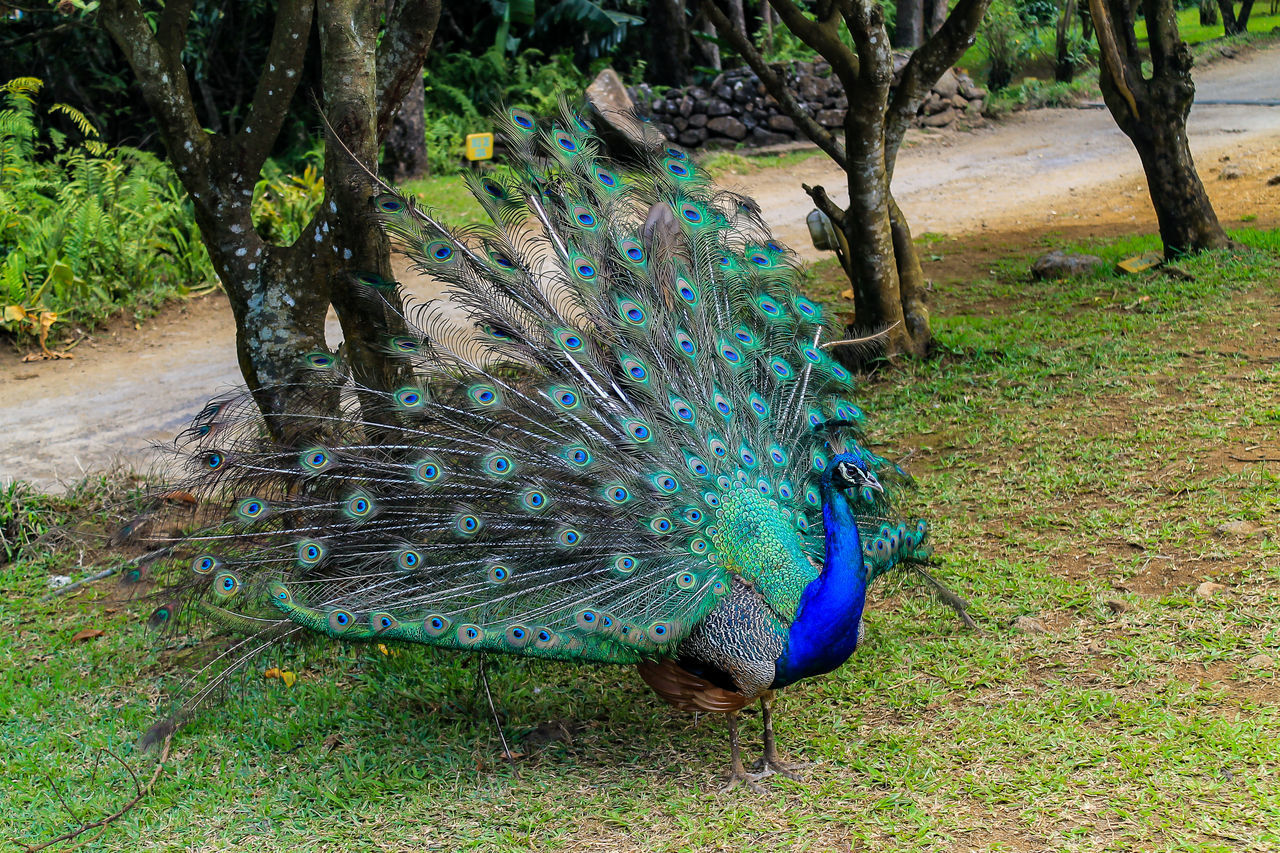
1055 0 1078 83
383 72 427 181
894 0 924 48
648 0 692 86
924 0 949 37
1090 0 1228 256
1216 0 1239 33
1236 0 1256 29
100 0 441 429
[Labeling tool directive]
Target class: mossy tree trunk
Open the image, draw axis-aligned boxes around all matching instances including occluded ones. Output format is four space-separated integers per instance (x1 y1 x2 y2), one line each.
707 0 990 360
98 0 440 432
1089 0 1228 257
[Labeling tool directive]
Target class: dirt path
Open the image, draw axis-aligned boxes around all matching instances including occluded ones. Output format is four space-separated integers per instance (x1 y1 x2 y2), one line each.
3 46 1279 490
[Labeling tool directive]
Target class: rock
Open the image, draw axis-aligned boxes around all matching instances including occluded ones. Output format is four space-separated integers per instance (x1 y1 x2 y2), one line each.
585 68 650 153
815 109 845 128
1217 520 1262 536
715 85 732 101
949 94 970 110
1105 599 1132 614
767 114 797 133
919 107 957 128
657 123 678 141
707 98 733 117
678 96 694 117
673 116 689 132
1012 615 1048 634
1030 250 1106 280
1268 174 1280 186
749 128 792 147
967 98 985 115
957 72 987 100
933 68 961 99
678 127 707 146
1195 581 1226 598
922 92 948 115
1219 165 1244 180
1246 653 1275 669
706 116 747 140
585 68 636 118
688 113 707 128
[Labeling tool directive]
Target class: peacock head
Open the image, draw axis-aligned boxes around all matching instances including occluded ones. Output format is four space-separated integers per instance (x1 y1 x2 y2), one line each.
826 452 883 495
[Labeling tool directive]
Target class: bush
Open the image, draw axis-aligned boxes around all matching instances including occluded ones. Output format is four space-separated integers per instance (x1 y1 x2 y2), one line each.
421 48 592 175
0 78 215 343
980 0 1039 90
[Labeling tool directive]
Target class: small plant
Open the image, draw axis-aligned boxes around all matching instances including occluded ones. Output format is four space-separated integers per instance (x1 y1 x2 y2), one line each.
981 0 1039 90
0 78 217 346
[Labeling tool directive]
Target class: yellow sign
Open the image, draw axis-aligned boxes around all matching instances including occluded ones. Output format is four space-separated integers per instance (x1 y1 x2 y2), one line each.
465 132 494 161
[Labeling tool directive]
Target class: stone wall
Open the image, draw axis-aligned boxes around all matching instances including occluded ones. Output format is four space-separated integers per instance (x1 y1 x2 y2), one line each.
630 59 987 150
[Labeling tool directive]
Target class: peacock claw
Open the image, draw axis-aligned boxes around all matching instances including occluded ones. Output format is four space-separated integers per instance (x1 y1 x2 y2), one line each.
719 768 766 794
749 754 808 781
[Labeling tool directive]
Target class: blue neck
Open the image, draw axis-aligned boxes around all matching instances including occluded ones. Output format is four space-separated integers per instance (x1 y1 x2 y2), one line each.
772 475 868 688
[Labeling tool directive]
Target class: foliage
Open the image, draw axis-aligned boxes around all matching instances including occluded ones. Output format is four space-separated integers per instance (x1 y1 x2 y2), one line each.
4 229 1280 849
420 48 592 174
0 78 216 341
984 75 1100 113
0 78 327 343
252 144 326 246
979 0 1041 90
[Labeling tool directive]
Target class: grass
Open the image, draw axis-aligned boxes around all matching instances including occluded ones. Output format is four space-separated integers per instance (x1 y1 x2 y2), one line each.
2 229 1279 850
1138 4 1280 46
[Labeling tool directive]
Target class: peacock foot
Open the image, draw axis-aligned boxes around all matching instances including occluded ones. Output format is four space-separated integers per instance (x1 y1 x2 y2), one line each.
719 765 767 794
749 751 809 781
747 693 807 781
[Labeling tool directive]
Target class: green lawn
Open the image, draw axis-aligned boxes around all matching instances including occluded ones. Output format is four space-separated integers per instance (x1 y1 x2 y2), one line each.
1138 3 1280 46
2 229 1278 850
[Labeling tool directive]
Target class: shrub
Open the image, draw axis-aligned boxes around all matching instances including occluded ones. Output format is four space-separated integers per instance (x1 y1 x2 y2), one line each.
0 78 215 343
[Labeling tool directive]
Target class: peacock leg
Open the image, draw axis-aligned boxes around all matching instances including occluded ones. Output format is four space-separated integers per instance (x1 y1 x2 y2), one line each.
750 693 806 781
719 711 765 793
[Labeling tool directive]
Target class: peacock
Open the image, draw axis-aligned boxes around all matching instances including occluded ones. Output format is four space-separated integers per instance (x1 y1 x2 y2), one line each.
136 101 950 790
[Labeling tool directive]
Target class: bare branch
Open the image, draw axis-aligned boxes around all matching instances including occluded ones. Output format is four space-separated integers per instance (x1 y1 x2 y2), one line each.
802 182 848 228
98 0 208 180
703 0 848 169
1088 0 1142 120
14 735 173 853
768 0 863 95
237 0 315 167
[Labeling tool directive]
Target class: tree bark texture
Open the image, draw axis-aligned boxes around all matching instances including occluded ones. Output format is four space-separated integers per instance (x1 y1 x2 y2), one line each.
894 0 924 48
706 0 990 359
648 0 692 86
1055 0 1079 82
383 71 427 181
1089 0 1229 256
98 0 441 430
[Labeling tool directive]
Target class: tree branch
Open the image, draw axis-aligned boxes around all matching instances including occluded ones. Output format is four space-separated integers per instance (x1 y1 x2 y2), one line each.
236 0 315 167
703 0 847 169
98 0 209 182
375 0 442 138
769 0 862 96
1088 0 1142 120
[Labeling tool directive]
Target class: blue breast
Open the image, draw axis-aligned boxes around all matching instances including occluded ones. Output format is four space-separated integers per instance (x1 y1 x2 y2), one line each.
770 481 868 688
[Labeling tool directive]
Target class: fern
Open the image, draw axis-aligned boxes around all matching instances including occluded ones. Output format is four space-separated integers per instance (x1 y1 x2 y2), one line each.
0 77 218 342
